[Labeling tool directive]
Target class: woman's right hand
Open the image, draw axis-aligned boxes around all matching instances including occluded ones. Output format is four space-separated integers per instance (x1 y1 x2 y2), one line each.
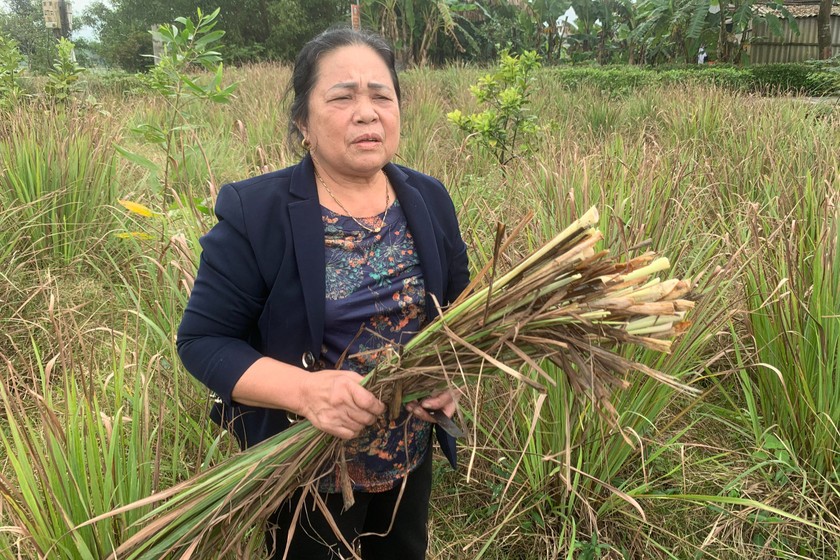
230 358 385 440
299 369 386 440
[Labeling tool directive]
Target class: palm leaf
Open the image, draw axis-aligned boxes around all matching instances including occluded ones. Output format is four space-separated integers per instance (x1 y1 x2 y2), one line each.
686 0 710 39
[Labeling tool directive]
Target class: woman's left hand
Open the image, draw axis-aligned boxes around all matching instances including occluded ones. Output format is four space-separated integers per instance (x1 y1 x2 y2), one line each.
406 389 459 423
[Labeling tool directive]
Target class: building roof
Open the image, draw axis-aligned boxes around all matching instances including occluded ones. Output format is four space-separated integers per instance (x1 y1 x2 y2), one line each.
756 2 840 18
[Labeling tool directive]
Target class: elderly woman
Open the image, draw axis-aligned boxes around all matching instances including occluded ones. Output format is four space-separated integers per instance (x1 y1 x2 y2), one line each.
176 28 469 559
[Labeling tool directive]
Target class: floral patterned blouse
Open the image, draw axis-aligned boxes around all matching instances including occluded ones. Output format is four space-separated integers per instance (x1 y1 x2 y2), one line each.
318 200 431 493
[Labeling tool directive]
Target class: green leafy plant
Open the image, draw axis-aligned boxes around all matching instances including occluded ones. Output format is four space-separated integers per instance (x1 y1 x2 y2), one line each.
448 49 541 166
0 33 25 109
117 7 236 194
45 38 85 104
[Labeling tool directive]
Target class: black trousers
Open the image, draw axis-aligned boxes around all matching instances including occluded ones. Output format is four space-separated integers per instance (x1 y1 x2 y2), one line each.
266 449 432 560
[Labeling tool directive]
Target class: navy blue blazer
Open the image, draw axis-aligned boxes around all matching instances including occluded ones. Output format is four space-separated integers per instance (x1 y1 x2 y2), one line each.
177 154 470 468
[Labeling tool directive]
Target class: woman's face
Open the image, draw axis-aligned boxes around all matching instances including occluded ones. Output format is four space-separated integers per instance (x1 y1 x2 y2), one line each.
301 44 400 181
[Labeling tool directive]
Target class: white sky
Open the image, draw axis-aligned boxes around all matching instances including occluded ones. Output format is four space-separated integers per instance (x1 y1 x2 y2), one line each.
69 0 95 12
68 0 96 39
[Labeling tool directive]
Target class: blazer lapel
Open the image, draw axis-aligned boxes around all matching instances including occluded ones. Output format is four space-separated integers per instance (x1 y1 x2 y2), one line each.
385 163 444 317
286 157 444 353
288 155 326 354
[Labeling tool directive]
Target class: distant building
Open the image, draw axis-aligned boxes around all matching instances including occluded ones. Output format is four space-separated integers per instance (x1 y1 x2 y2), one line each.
749 0 840 63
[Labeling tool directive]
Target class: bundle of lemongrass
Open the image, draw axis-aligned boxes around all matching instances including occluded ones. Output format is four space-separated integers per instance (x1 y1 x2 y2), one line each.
85 206 696 559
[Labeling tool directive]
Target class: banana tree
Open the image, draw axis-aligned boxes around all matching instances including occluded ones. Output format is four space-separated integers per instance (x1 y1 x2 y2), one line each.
524 0 573 61
571 0 639 63
524 0 640 64
632 0 715 63
362 0 472 66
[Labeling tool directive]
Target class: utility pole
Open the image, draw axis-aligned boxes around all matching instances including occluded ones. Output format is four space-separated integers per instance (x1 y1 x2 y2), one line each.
817 0 832 59
351 0 361 31
42 0 73 40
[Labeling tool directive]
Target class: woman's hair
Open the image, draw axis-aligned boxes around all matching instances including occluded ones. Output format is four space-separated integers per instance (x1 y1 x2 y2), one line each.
287 28 401 155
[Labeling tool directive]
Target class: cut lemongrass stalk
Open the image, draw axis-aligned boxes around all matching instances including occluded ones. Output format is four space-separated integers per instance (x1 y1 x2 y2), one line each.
626 322 676 336
495 209 600 285
482 275 583 325
626 279 678 302
622 302 684 315
617 257 671 283
625 314 671 330
662 279 692 300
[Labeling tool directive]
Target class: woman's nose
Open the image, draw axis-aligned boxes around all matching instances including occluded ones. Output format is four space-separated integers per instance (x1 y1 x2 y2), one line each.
354 97 378 123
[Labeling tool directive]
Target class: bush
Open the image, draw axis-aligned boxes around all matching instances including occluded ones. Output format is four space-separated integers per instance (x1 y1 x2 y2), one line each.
750 63 812 93
448 49 541 165
545 63 839 97
548 66 656 96
0 33 25 109
749 63 839 95
83 69 147 98
698 66 755 91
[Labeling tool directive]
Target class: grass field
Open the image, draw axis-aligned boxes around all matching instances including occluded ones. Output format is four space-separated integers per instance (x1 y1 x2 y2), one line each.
1 63 838 559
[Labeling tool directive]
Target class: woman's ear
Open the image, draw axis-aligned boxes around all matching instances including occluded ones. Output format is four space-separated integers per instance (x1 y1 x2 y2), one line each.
296 121 308 141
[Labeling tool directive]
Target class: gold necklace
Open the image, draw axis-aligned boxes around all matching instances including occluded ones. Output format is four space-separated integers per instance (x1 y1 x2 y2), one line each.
314 169 390 234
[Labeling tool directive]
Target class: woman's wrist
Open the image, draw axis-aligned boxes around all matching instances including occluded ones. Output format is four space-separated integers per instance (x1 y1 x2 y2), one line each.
230 357 310 413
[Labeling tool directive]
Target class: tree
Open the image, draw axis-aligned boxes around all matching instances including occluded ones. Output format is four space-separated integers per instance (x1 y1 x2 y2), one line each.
81 0 197 70
82 0 348 69
519 0 572 61
0 0 55 71
516 0 639 64
817 0 832 59
631 0 711 63
362 0 471 67
721 0 797 63
263 0 347 61
450 1 528 63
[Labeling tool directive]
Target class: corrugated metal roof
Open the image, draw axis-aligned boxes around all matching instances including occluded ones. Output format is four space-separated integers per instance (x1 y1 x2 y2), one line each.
756 3 840 18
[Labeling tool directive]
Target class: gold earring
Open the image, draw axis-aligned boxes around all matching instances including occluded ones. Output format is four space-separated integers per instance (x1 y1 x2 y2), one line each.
302 138 311 150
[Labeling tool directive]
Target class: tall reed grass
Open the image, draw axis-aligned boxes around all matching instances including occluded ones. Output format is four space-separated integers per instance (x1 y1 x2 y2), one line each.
0 276 215 559
0 109 119 264
735 189 839 481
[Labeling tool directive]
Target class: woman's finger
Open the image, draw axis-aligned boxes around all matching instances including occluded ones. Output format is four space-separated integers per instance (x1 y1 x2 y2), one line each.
345 407 378 427
419 389 456 412
346 379 387 415
406 401 437 423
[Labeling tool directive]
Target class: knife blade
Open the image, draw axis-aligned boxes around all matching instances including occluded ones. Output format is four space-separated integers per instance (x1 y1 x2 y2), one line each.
424 408 465 438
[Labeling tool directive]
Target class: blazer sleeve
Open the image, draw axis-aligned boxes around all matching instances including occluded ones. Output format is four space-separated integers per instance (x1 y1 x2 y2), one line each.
176 184 269 406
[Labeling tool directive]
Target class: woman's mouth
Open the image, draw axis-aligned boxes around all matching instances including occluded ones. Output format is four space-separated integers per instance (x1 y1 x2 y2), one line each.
352 134 383 147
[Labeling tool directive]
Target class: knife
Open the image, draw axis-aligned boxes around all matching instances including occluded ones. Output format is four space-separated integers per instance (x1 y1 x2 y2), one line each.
424 408 465 438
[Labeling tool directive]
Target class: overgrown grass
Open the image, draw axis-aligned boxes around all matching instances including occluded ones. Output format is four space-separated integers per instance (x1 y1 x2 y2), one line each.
0 108 119 264
0 268 216 559
1 64 839 559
